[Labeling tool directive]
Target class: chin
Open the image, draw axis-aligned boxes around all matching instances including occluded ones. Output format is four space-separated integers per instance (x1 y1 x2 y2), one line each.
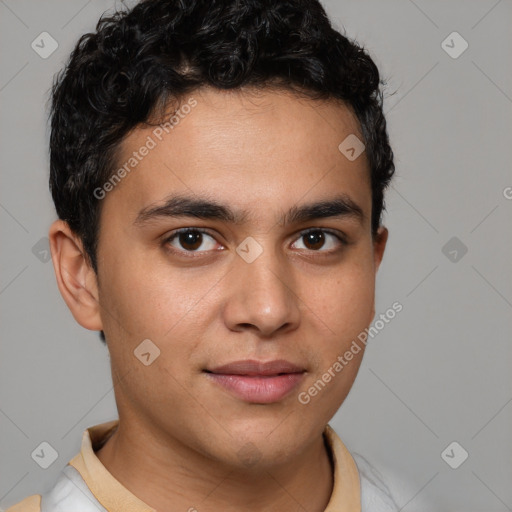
215 421 312 469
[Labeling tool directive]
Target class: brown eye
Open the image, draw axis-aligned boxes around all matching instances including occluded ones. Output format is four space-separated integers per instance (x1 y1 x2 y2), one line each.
303 231 326 250
165 229 218 253
292 229 345 252
178 231 203 250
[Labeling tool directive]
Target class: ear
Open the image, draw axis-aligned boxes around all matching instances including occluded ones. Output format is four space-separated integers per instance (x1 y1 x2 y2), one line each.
373 226 388 273
48 220 103 331
370 225 389 320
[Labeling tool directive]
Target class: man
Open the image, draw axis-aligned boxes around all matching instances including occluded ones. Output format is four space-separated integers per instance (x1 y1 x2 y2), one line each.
8 0 398 510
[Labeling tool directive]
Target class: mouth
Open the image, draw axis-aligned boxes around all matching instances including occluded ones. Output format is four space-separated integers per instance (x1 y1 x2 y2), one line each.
204 359 306 404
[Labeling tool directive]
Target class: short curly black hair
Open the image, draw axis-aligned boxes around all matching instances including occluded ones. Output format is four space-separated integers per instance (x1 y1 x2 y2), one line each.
49 0 394 341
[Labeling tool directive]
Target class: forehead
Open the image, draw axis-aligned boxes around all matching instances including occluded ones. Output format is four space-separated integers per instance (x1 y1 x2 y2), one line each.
100 87 371 229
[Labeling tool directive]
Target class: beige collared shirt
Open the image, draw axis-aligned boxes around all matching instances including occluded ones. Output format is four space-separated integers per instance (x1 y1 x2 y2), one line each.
6 420 397 512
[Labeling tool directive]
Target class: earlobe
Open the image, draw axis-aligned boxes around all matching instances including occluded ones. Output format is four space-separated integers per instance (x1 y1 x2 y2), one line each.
48 220 103 331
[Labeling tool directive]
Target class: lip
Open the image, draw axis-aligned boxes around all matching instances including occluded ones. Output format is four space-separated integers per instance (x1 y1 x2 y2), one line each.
204 359 306 404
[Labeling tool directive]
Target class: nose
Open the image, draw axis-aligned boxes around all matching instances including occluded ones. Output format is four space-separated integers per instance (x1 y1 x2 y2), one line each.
222 243 301 338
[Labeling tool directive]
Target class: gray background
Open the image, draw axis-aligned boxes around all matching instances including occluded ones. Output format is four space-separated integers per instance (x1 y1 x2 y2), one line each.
1 0 511 510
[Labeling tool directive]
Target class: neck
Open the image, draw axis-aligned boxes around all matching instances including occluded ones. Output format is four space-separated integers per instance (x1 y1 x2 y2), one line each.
95 420 334 512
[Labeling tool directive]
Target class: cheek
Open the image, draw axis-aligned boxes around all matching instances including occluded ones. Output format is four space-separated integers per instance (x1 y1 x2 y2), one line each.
301 249 375 403
99 253 202 338
98 260 202 405
97 253 217 384
311 258 376 340
299 269 372 420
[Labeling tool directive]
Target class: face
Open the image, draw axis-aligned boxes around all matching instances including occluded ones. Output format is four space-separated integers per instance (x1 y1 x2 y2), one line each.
56 87 387 469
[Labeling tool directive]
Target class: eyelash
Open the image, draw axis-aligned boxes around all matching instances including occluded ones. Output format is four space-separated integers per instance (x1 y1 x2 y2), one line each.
162 227 348 257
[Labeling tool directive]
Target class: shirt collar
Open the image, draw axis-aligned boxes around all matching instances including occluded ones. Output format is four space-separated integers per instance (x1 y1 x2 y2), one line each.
69 420 361 512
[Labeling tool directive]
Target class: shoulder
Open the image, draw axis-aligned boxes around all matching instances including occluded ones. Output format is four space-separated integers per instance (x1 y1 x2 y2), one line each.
4 465 106 512
352 452 401 512
324 424 402 512
4 494 41 512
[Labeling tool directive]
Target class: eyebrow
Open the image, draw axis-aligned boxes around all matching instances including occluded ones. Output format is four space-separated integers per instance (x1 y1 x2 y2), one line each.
134 193 365 227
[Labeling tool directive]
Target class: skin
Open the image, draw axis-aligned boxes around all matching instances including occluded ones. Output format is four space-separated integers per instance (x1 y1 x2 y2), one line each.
49 86 388 512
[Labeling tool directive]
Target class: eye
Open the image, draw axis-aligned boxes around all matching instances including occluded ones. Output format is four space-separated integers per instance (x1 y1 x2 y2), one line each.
163 227 347 257
291 228 346 252
164 228 221 253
